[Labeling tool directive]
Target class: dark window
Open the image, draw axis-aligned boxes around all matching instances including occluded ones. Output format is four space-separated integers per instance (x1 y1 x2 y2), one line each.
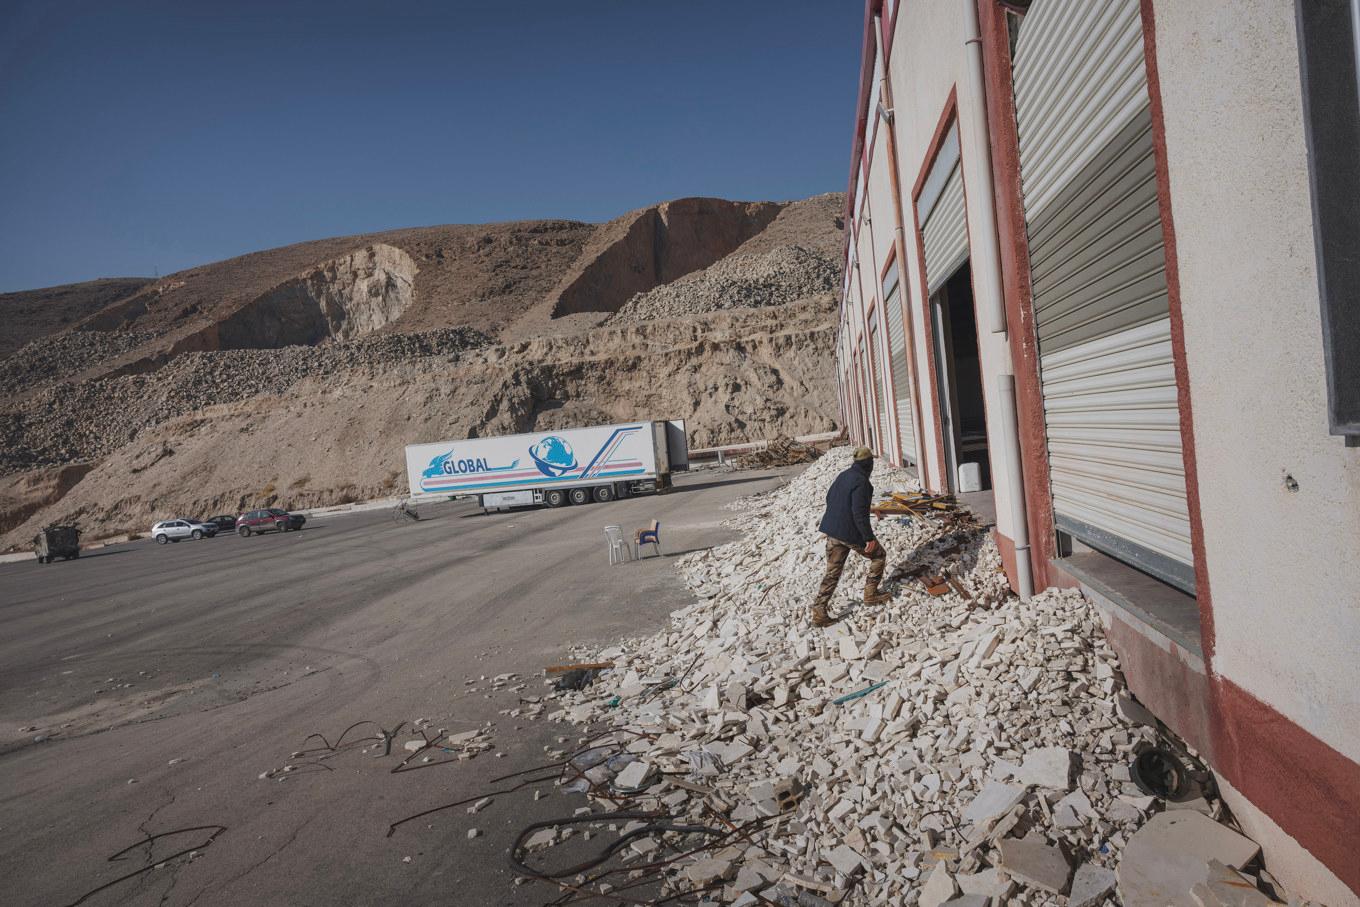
1296 0 1360 442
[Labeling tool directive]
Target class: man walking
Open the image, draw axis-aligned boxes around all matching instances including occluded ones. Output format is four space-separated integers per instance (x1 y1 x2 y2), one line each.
810 447 889 627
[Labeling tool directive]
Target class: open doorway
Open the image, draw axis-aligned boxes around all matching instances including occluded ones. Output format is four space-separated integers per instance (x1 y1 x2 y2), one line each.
929 263 990 492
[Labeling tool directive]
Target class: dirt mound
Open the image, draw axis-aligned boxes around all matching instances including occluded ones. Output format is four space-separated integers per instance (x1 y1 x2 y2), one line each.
0 463 94 536
0 330 161 400
536 197 783 319
0 299 836 549
0 327 490 477
0 278 153 359
611 245 838 323
731 191 845 258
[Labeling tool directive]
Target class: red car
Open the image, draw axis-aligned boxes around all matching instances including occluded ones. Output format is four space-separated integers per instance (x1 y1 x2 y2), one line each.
236 508 306 536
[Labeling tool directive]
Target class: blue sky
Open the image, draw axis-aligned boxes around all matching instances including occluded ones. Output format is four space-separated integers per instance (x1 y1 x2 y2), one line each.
0 1 862 292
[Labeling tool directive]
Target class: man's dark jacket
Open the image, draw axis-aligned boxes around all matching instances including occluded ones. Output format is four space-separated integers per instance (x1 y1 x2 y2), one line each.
818 460 875 546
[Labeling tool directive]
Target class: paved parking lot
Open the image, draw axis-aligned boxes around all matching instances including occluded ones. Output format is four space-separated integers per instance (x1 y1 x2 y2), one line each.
0 468 795 906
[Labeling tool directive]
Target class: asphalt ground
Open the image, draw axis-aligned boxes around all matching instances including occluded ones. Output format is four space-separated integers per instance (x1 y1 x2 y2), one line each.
0 467 799 907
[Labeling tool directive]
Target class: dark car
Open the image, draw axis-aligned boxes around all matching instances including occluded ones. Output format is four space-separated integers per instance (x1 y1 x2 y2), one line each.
236 508 306 536
203 515 238 532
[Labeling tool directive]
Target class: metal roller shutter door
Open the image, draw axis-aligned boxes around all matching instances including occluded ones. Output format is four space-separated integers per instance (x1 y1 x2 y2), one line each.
882 267 916 463
1013 0 1195 593
922 165 968 294
868 311 890 454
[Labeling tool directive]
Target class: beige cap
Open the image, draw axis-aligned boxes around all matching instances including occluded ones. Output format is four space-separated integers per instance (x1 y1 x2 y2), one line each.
852 446 875 461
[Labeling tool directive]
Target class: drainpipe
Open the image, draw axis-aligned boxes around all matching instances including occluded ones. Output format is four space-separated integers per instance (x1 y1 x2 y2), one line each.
998 373 1035 599
963 0 1008 336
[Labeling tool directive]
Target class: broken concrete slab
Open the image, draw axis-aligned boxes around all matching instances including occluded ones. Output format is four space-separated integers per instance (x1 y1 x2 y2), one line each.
1069 862 1118 907
942 896 989 907
613 760 653 791
1190 860 1280 907
1117 811 1262 907
962 780 1027 826
919 862 959 907
826 844 865 876
1017 746 1074 790
956 866 1014 899
998 835 1072 894
683 857 733 886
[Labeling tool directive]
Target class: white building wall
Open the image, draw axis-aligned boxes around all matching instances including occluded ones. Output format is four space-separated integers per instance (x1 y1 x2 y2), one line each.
866 114 906 467
1153 0 1360 763
885 1 1018 544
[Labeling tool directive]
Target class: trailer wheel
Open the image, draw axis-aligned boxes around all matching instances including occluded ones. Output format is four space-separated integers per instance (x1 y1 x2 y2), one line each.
567 487 590 506
544 489 567 508
592 485 615 503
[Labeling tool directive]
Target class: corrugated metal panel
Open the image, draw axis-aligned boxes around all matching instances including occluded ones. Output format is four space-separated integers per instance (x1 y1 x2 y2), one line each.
923 163 968 294
1012 0 1148 222
868 312 889 453
1029 110 1165 354
1041 319 1193 589
917 124 960 224
882 263 916 464
1014 0 1194 593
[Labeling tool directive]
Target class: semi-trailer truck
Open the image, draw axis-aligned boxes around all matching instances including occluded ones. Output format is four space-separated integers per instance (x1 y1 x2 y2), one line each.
404 420 688 511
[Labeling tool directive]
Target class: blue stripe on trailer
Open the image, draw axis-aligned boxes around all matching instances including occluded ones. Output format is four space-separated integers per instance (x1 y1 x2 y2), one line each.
422 468 648 492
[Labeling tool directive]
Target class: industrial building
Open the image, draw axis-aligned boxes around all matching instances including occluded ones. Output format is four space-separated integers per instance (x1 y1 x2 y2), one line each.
835 0 1359 902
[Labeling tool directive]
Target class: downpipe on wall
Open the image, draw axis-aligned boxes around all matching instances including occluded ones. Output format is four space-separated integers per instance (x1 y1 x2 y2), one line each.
963 0 1009 336
998 372 1035 599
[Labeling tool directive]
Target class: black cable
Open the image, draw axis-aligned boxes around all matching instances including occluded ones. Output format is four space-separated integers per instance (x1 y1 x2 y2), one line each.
508 811 726 879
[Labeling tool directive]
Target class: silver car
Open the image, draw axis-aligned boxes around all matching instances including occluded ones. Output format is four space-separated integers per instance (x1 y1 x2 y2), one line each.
151 519 214 544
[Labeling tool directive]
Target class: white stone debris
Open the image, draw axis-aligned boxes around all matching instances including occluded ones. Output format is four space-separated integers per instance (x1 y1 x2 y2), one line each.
1117 811 1265 907
533 448 1268 905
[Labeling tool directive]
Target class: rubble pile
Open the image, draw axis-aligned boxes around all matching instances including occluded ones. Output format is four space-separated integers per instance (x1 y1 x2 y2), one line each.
533 449 1262 905
733 436 825 469
0 326 490 476
611 245 838 323
0 330 162 399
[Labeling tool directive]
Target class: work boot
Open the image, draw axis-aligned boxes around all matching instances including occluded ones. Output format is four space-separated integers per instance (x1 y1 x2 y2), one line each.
863 584 891 606
810 608 833 628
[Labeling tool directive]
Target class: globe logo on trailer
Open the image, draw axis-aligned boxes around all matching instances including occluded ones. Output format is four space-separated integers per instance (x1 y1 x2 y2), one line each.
529 436 577 477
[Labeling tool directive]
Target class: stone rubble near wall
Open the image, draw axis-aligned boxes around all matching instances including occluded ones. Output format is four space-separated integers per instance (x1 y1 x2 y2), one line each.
528 448 1285 906
610 245 839 324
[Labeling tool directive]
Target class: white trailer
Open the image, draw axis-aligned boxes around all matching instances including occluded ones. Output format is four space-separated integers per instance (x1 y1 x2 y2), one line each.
404 420 688 511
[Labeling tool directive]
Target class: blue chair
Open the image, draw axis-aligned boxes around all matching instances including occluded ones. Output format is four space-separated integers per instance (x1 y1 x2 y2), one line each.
635 520 662 557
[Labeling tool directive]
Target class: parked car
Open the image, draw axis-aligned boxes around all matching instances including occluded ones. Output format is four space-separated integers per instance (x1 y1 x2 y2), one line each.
151 519 215 544
175 516 217 537
203 515 238 532
236 508 306 536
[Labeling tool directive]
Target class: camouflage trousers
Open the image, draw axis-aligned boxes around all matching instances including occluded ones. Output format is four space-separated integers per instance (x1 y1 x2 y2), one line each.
810 535 887 615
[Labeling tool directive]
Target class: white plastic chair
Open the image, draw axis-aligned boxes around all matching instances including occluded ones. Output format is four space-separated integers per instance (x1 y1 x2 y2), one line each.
604 525 634 565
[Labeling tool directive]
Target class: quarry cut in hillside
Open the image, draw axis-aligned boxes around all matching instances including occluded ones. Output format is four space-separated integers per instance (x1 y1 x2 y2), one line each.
0 191 846 549
215 243 416 348
544 198 782 318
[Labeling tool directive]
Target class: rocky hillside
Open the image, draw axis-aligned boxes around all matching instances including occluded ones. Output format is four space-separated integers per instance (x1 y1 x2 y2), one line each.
0 192 844 549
